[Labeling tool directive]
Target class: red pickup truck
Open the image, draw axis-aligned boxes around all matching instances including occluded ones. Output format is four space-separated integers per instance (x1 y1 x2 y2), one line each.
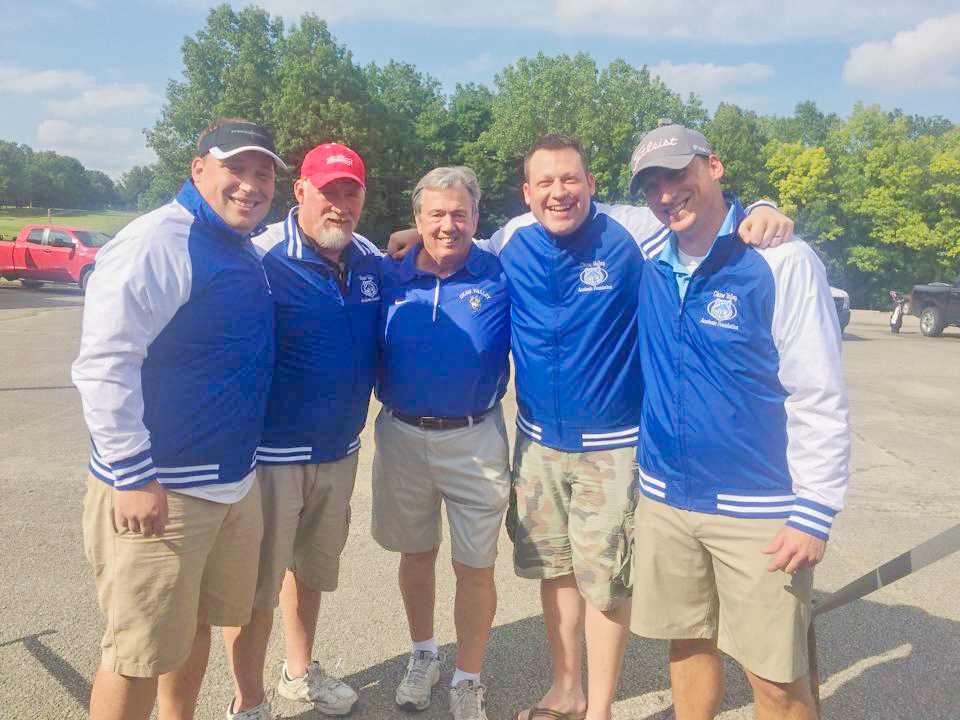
0 224 111 292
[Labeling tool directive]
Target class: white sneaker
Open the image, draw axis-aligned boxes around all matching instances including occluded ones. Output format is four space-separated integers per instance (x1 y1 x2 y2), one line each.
226 699 272 720
395 650 441 711
448 680 487 720
277 661 358 715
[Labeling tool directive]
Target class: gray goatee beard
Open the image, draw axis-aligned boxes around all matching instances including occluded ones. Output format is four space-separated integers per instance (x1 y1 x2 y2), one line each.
309 225 353 253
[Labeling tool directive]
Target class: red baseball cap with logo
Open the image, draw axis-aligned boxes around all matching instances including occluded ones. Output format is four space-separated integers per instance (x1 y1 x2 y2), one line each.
299 143 366 190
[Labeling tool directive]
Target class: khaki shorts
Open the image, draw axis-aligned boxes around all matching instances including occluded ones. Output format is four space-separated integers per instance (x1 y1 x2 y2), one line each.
371 406 510 568
630 496 813 683
82 473 263 677
506 434 637 611
254 454 359 609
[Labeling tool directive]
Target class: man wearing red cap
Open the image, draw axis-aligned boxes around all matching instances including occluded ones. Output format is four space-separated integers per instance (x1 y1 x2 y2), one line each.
222 143 379 720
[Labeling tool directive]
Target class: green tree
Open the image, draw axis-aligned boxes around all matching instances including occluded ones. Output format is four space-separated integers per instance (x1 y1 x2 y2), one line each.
471 52 702 229
144 4 286 208
0 141 33 207
706 103 772 202
362 60 448 239
116 165 156 210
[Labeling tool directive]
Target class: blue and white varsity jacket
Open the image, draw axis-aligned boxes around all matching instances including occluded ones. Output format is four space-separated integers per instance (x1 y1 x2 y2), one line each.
487 201 668 451
253 207 381 464
72 179 275 494
636 201 850 539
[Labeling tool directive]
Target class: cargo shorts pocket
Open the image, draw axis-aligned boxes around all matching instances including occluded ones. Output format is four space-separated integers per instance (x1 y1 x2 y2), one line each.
505 484 519 544
612 512 635 592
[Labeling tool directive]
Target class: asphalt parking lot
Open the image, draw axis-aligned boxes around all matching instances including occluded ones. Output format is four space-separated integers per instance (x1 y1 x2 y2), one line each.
0 282 957 719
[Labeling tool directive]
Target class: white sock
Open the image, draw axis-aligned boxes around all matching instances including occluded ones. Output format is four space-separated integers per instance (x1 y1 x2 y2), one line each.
282 661 305 681
451 668 480 687
412 638 438 656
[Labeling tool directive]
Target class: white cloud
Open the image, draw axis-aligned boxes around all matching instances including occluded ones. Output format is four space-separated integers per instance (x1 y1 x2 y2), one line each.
0 65 93 93
843 13 960 91
650 61 774 108
182 0 959 44
44 83 162 116
36 120 156 178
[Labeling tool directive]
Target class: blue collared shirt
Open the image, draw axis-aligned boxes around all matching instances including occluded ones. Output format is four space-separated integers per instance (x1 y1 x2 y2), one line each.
377 244 511 417
658 202 740 301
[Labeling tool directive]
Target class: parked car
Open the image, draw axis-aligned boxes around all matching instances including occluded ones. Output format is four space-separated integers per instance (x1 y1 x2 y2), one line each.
830 286 850 332
909 276 960 336
0 224 110 292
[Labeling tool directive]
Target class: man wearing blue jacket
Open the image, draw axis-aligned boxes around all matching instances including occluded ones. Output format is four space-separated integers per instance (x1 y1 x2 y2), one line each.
73 119 284 720
627 124 849 720
222 143 376 720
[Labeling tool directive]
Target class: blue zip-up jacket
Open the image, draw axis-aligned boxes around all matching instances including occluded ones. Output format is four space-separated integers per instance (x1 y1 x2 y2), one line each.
636 201 850 539
73 179 275 492
487 202 668 451
377 244 510 417
253 207 382 464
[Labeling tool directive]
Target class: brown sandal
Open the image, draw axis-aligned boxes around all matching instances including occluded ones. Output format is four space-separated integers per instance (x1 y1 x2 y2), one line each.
515 707 587 720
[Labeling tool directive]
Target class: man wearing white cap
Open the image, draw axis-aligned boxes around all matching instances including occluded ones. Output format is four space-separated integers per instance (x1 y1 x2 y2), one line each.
627 123 849 720
73 117 285 720
222 142 376 719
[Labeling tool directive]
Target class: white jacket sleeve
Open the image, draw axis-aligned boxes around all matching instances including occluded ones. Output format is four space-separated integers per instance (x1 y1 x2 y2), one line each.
605 204 670 259
72 214 193 488
765 239 851 539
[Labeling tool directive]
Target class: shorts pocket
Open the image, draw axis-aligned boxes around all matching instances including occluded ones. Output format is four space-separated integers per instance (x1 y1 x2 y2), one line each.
612 512 635 591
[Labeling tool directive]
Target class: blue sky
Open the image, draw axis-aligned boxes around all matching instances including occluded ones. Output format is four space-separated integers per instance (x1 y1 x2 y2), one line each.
2 1 959 178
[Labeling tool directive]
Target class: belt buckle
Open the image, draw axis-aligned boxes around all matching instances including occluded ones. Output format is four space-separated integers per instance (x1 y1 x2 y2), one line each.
418 416 442 430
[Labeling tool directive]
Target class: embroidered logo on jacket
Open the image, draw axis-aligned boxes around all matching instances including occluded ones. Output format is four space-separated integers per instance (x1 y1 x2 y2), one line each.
358 274 380 302
577 261 612 292
459 287 490 312
701 291 740 330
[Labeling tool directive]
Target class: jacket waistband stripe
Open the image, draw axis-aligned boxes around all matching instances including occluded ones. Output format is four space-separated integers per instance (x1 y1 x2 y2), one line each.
717 503 793 514
716 492 796 503
156 463 220 473
516 415 542 433
159 473 221 485
582 436 636 447
581 426 640 440
257 454 312 463
637 467 666 488
639 481 666 498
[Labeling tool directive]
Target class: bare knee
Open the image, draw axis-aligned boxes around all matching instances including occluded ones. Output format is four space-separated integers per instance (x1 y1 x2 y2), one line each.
452 561 494 584
746 672 815 717
670 638 718 663
402 548 439 566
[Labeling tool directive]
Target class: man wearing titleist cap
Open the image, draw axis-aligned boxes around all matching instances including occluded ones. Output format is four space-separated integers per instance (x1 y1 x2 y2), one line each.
73 117 284 720
628 124 849 719
221 142 377 720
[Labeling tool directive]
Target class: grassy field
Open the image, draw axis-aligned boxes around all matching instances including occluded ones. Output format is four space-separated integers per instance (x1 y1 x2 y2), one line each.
0 208 141 238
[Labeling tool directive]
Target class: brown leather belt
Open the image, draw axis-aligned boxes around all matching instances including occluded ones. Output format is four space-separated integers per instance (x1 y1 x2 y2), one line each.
392 409 489 431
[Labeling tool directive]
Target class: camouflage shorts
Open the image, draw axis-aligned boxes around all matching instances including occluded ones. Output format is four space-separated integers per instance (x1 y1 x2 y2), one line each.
506 434 637 611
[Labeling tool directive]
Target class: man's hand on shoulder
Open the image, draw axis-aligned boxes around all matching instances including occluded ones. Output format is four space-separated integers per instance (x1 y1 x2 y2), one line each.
114 480 169 537
738 205 795 249
387 228 420 259
762 525 826 574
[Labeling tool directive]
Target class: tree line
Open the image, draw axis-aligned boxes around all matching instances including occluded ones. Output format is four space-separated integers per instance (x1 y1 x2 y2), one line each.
5 4 959 305
0 141 154 211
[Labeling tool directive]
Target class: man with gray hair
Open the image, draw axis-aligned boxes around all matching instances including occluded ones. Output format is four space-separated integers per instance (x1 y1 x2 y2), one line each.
373 165 511 720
